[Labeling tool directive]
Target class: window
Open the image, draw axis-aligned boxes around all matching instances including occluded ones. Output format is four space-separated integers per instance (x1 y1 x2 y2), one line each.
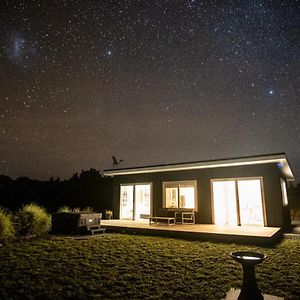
163 180 197 209
211 178 265 226
212 180 237 226
120 183 152 220
280 178 288 206
237 179 264 226
120 185 134 219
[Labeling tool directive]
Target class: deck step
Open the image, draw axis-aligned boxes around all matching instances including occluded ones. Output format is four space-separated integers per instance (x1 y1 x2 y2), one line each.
79 225 106 235
87 225 106 235
90 228 106 235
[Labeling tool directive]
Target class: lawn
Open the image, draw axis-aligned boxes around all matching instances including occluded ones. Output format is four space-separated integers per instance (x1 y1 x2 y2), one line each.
0 234 299 299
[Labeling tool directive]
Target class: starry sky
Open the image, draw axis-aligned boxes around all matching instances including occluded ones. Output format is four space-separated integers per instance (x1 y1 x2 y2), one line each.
0 0 299 180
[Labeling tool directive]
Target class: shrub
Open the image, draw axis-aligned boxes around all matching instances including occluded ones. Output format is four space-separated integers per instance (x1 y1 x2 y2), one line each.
57 206 94 214
81 206 94 213
105 210 113 219
57 206 72 213
0 208 15 242
16 203 51 237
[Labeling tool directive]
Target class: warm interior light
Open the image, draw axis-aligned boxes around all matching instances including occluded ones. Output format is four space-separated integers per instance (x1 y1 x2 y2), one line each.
212 181 237 225
120 185 134 219
120 184 151 220
166 187 178 208
238 180 264 226
179 186 194 208
164 181 196 209
212 179 264 226
135 185 151 219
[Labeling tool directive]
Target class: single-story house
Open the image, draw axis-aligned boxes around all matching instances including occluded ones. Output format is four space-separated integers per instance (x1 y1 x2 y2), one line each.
103 153 294 228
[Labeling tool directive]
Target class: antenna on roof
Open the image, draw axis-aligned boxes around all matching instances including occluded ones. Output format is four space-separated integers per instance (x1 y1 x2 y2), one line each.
112 156 124 170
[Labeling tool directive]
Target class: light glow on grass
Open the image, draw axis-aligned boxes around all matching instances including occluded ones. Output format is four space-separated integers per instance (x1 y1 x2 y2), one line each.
0 235 298 299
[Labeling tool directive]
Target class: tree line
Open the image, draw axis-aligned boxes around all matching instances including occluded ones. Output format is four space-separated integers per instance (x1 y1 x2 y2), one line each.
0 169 299 215
0 169 113 213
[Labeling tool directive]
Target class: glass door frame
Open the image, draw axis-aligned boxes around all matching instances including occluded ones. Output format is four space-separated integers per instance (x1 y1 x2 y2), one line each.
210 177 266 226
120 182 152 220
120 184 134 220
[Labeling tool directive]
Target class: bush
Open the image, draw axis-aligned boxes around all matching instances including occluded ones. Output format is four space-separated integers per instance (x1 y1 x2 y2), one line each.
105 210 113 219
0 208 15 242
16 203 51 237
81 206 94 213
57 206 72 213
57 206 94 213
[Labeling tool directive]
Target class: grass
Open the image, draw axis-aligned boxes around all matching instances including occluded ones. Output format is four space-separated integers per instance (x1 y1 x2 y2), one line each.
0 234 299 299
0 208 15 242
16 203 51 237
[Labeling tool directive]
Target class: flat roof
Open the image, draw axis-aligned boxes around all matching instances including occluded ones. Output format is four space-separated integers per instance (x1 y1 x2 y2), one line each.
103 153 294 181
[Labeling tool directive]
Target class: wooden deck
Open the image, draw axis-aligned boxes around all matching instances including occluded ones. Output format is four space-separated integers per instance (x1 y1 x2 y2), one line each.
101 220 282 245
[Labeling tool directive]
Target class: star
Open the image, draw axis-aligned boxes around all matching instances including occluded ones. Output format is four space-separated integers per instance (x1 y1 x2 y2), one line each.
0 0 298 180
106 50 112 57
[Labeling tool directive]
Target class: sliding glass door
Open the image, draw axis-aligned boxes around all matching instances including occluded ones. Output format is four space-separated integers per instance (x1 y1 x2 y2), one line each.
120 185 134 219
135 184 151 220
212 178 265 226
120 184 151 220
238 179 264 226
212 181 238 226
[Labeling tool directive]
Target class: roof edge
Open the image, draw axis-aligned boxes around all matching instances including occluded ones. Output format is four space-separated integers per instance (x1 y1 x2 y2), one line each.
103 153 294 181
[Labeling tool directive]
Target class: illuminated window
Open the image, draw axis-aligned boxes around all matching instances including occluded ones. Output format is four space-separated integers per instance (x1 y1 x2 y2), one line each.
280 178 288 206
212 178 265 226
135 184 151 219
120 185 134 219
163 181 197 209
120 184 152 220
238 179 264 226
212 180 237 226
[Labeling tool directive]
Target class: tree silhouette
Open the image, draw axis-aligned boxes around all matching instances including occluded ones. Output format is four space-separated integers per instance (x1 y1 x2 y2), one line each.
0 169 113 213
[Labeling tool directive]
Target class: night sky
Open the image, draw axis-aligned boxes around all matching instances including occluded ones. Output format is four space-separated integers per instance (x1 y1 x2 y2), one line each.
0 1 299 180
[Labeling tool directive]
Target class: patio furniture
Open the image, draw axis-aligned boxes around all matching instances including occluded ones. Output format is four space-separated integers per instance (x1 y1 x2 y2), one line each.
230 251 266 300
175 210 195 224
139 214 150 219
149 217 175 225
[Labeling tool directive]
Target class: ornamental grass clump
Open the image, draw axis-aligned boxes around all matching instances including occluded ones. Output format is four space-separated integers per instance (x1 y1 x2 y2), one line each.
0 207 15 242
81 206 94 213
57 206 72 213
16 203 51 237
57 206 94 213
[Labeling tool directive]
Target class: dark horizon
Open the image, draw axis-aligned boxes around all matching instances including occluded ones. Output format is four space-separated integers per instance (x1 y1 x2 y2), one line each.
0 152 298 184
0 1 299 180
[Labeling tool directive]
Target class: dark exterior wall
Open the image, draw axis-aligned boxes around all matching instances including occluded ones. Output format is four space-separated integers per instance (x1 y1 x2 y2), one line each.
262 166 284 227
109 163 287 227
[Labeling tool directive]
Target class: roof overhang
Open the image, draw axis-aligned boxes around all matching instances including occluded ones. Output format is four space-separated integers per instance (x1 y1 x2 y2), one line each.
103 153 294 181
